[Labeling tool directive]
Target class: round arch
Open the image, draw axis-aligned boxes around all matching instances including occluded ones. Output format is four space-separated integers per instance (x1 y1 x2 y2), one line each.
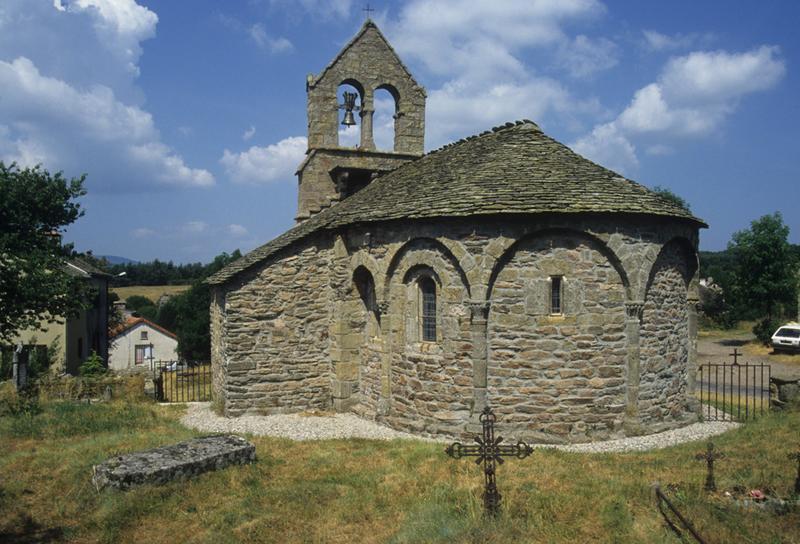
486 228 631 302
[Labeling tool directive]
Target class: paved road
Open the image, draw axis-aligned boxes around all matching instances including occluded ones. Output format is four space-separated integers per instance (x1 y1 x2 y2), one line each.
697 334 800 381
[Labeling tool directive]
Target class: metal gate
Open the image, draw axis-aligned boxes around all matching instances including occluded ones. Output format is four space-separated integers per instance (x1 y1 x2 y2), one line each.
698 361 770 421
153 361 212 402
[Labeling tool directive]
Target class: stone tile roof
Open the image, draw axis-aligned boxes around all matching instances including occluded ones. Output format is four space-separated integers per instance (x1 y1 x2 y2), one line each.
208 120 705 285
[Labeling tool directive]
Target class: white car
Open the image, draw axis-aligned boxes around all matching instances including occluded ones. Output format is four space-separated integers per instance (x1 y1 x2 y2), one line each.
772 323 800 353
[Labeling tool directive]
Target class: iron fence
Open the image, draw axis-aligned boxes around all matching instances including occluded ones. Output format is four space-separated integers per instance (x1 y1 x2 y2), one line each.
697 361 770 422
152 360 212 403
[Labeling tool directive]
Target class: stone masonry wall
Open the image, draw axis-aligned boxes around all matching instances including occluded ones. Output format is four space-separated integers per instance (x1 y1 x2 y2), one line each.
210 289 226 405
217 215 700 443
487 234 627 443
639 242 692 426
219 237 334 416
383 243 473 436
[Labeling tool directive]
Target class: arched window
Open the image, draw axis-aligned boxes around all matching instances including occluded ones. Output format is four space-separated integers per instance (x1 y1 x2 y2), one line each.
354 266 379 335
419 277 437 342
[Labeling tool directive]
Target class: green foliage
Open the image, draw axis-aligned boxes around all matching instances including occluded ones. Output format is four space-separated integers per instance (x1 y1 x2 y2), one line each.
108 259 215 286
158 250 242 362
4 400 158 439
728 213 797 326
79 351 107 377
125 295 154 312
0 162 88 344
753 316 783 346
652 185 691 211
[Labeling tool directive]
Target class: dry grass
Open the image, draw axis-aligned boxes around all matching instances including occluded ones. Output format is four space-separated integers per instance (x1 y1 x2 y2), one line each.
1 399 799 543
111 285 190 304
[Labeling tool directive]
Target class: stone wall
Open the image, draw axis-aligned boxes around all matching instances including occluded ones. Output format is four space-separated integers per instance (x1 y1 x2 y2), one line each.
487 234 627 443
383 241 473 436
216 215 700 442
214 237 334 416
639 241 693 426
210 289 226 405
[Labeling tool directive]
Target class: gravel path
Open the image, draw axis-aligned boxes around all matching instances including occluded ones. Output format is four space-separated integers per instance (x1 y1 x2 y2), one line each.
181 403 739 453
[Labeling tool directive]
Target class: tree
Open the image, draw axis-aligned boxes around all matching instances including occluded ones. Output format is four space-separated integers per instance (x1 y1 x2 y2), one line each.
163 250 242 362
0 163 87 344
728 212 798 343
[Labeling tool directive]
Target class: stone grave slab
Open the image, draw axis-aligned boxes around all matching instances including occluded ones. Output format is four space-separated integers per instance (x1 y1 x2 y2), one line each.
93 435 256 491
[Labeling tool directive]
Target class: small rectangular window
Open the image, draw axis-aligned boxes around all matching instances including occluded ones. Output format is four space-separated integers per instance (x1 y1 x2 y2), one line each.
140 330 148 341
550 276 563 315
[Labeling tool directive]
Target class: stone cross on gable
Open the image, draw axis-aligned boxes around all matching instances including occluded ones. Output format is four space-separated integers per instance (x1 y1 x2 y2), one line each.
363 4 375 18
445 406 534 515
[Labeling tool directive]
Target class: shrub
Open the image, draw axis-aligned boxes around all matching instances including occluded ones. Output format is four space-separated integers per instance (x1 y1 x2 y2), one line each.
753 317 782 346
79 351 107 377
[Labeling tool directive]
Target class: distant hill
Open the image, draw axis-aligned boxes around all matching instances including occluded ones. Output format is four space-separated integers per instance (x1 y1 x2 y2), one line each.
99 255 138 265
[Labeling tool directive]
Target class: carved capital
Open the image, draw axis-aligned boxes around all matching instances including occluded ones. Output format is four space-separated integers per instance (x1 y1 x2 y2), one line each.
625 301 645 321
687 296 702 313
376 301 390 315
466 300 490 323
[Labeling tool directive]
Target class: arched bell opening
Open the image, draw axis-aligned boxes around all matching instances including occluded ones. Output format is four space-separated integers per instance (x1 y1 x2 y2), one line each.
337 80 363 148
374 85 399 152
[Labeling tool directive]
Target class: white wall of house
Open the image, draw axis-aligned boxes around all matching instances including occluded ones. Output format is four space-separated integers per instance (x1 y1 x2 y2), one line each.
109 322 178 371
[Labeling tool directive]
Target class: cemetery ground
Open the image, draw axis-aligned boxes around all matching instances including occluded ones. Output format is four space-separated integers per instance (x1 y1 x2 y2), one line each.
1 389 798 543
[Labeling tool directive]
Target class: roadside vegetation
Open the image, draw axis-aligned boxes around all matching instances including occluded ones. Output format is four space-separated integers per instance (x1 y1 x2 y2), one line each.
1 389 798 543
699 212 799 345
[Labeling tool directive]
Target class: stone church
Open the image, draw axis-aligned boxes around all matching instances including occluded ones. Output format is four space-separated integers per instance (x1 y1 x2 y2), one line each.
208 20 706 443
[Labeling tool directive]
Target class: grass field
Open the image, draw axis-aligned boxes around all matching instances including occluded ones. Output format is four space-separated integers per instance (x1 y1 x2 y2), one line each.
111 285 190 304
1 398 798 543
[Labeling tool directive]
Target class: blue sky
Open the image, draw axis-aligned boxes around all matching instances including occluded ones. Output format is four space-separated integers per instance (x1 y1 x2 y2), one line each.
1 1 798 263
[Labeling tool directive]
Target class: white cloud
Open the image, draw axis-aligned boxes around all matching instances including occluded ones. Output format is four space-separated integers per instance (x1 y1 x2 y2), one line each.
226 224 248 237
386 0 610 147
220 136 307 184
0 1 213 191
556 35 618 78
572 45 786 173
642 30 714 52
182 221 208 234
660 46 785 103
242 125 256 141
248 23 293 53
571 122 638 175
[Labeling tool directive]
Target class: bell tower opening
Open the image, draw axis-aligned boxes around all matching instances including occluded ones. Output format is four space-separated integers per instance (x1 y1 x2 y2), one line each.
295 20 426 222
373 85 397 152
337 81 363 148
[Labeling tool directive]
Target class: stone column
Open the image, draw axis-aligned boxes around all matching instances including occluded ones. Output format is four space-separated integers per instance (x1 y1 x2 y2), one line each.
686 296 701 412
377 300 391 415
467 300 490 429
359 93 375 150
624 301 644 434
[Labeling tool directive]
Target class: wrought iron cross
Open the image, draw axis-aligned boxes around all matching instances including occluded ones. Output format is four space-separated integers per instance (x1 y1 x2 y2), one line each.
363 4 375 18
788 445 800 495
695 441 724 492
729 348 741 365
445 406 534 515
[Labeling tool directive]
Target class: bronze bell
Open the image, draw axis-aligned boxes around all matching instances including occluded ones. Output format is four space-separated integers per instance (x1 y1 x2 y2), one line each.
342 110 356 127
